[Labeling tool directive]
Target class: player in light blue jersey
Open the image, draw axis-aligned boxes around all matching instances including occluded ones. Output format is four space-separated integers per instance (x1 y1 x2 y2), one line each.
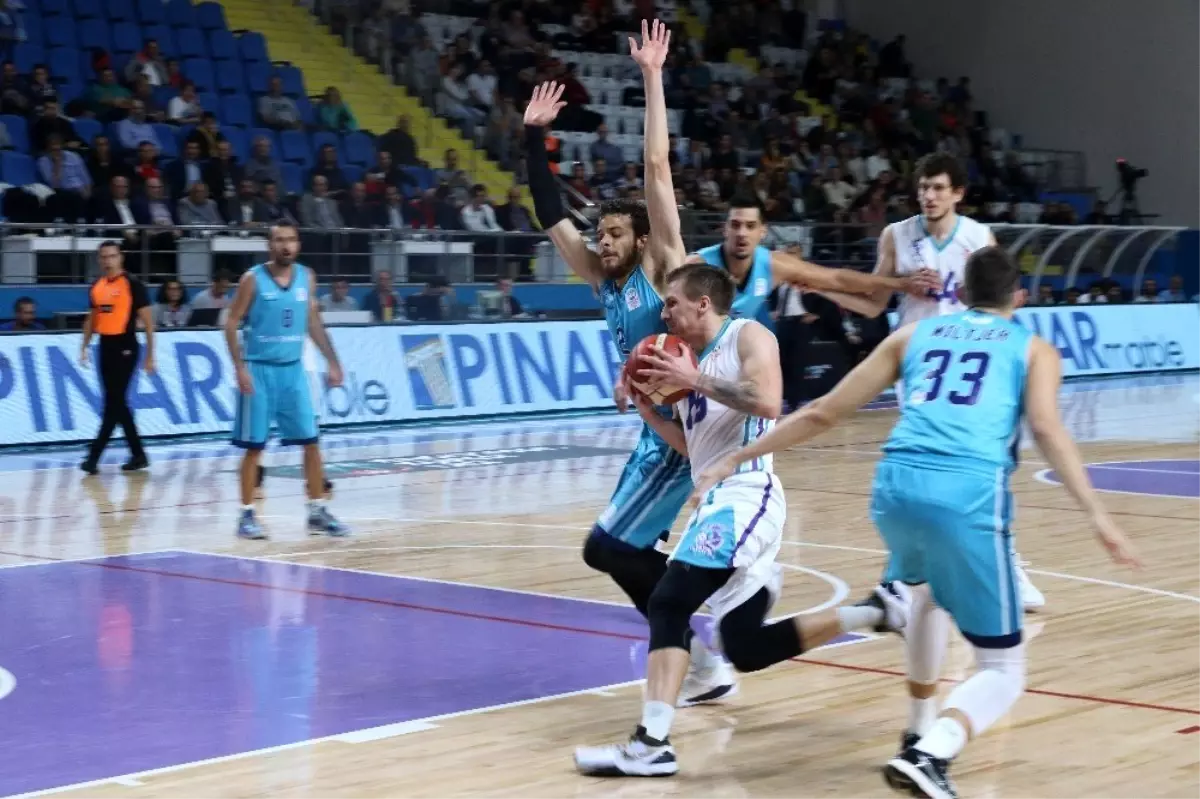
685 192 937 330
692 246 1140 799
521 36 735 706
224 222 348 540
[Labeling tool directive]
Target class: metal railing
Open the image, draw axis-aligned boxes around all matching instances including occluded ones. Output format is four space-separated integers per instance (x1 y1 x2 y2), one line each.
0 222 1191 292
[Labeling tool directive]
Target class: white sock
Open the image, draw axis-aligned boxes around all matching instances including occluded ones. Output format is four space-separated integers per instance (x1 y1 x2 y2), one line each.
242 504 254 514
915 716 967 760
308 499 325 512
837 604 883 631
640 700 675 742
908 696 940 736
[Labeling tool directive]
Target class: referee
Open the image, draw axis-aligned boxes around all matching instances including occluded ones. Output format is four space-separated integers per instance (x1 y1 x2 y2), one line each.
79 241 156 474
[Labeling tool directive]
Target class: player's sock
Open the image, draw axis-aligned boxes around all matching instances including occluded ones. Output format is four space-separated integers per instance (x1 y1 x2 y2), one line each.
308 499 326 513
640 700 675 742
909 697 940 737
836 604 882 631
914 716 968 760
242 505 254 514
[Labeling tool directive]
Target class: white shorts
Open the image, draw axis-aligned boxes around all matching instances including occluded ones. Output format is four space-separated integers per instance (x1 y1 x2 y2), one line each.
672 471 785 623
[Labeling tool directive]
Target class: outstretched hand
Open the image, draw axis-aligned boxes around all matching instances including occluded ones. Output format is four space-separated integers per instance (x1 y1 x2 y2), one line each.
523 82 567 127
629 18 671 71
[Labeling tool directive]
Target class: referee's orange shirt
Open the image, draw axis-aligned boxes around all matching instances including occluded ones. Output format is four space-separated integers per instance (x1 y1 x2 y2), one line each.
90 274 149 341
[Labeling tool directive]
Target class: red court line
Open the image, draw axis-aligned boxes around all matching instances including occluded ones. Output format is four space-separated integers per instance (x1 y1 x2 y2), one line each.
3 552 1197 719
1177 725 1200 734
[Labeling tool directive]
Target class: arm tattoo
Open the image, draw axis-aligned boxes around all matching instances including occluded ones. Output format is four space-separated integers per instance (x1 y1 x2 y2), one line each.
695 374 761 414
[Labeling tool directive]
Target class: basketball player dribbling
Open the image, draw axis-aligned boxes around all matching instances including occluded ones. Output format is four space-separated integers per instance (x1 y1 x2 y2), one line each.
699 246 1140 798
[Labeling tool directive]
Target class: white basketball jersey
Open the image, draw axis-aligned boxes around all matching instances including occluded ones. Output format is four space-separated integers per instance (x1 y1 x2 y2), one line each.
891 214 993 326
675 318 776 477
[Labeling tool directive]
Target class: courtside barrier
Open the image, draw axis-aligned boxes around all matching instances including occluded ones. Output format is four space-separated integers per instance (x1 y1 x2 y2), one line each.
0 303 1196 446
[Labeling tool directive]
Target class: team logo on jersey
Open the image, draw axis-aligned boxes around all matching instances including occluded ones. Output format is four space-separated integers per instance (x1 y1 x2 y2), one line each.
754 278 768 297
625 285 641 311
691 521 728 557
296 287 308 302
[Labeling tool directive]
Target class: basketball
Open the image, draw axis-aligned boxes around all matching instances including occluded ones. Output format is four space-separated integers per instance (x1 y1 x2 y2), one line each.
624 334 697 405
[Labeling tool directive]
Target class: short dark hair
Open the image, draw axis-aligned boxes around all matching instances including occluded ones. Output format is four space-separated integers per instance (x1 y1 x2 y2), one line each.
268 221 298 241
98 240 121 253
598 198 650 239
727 190 766 219
13 296 34 312
963 246 1021 308
667 263 735 315
471 183 486 195
914 153 968 189
213 268 234 283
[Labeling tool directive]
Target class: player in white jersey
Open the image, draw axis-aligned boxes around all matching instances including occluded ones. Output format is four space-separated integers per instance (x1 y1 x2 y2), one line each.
574 263 913 779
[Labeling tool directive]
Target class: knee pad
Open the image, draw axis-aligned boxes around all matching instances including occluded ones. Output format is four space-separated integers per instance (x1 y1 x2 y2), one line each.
718 590 801 673
974 642 1026 694
582 528 667 575
647 562 720 653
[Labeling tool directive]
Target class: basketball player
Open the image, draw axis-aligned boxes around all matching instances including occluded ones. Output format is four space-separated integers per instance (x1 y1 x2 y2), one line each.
254 338 333 500
692 247 1140 798
224 222 348 540
574 263 913 778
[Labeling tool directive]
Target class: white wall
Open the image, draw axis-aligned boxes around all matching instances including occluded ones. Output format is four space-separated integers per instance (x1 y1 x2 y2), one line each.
842 0 1199 225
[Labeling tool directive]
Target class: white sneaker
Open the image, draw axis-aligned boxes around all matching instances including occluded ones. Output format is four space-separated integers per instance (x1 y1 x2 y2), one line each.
677 657 738 708
867 581 913 633
1016 559 1045 611
575 728 678 777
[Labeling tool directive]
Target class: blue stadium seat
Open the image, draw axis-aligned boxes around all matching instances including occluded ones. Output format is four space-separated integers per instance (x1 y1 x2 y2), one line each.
74 117 103 145
142 25 176 57
238 31 268 64
78 19 112 52
311 130 339 155
111 21 141 54
342 131 374 167
279 129 309 163
57 82 85 106
0 116 29 154
220 94 251 128
215 61 244 95
137 0 166 25
78 50 99 84
176 27 206 59
294 94 315 127
208 29 235 61
106 0 137 22
342 164 364 184
195 3 226 31
152 123 178 157
245 61 269 95
404 166 434 190
222 126 248 161
13 42 45 74
22 14 44 46
196 90 219 112
72 0 102 19
44 18 78 49
280 161 302 195
166 0 197 28
277 65 304 97
40 0 70 17
182 58 215 92
48 48 81 84
1 152 37 186
151 85 175 109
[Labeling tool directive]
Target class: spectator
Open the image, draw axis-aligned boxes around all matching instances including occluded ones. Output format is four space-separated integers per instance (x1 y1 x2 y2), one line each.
258 76 303 130
186 112 226 159
316 86 357 133
0 297 44 331
132 141 163 187
406 34 441 106
177 181 224 228
376 184 408 229
38 133 91 221
309 144 349 195
115 100 158 153
86 68 132 122
362 269 401 322
191 270 233 311
484 95 524 169
300 174 344 229
164 58 184 90
1106 283 1125 304
340 180 374 227
253 180 296 225
440 63 485 136
706 134 740 171
822 166 857 211
589 123 623 178
1063 287 1082 305
204 139 242 203
1133 278 1159 304
493 278 523 317
1030 284 1057 306
25 64 57 115
97 176 146 248
1159 275 1188 303
362 149 402 201
130 77 166 123
31 99 81 154
378 114 419 166
168 81 203 125
0 60 28 116
154 280 192 328
494 186 532 231
320 279 359 312
226 179 262 229
466 59 498 112
589 158 618 200
142 176 181 273
460 184 501 232
125 40 168 86
167 140 207 199
244 135 283 188
434 149 471 203
86 135 132 193
565 162 594 210
616 162 643 195
1077 282 1108 304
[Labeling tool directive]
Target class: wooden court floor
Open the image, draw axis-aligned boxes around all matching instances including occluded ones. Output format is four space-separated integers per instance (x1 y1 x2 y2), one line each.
0 375 1197 798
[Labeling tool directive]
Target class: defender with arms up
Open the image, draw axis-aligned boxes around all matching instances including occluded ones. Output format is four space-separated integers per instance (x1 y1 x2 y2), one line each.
694 247 1140 799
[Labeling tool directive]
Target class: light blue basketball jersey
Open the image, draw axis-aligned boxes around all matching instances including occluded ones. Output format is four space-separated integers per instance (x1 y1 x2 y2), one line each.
884 310 1033 474
243 263 311 364
598 264 667 360
694 243 774 328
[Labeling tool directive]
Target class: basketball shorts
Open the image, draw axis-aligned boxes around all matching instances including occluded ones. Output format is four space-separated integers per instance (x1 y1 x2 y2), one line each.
233 360 318 450
672 470 785 624
871 457 1022 648
595 424 693 550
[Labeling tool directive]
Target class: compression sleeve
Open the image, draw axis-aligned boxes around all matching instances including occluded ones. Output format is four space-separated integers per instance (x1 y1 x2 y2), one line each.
524 125 566 229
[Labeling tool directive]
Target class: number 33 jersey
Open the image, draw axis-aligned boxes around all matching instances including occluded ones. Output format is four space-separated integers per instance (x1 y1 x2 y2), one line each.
892 214 993 326
675 318 776 478
885 310 1034 474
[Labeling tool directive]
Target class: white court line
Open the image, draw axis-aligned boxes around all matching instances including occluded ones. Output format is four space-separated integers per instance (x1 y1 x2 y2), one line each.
1085 465 1200 476
1033 468 1200 501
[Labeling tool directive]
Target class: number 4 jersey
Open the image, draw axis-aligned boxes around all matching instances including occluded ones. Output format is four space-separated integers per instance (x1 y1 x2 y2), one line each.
892 214 993 326
675 318 776 478
885 310 1033 474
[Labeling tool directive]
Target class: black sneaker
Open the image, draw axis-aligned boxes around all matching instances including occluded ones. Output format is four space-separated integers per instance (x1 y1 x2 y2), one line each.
121 456 149 472
883 747 957 799
323 478 333 494
80 460 98 475
883 732 922 791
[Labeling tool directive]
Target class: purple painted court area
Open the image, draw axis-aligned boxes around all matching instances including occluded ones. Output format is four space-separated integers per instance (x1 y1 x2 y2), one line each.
0 552 866 796
1044 459 1200 498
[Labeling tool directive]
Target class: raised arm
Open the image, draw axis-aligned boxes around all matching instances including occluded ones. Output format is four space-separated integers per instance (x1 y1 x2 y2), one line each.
630 19 685 290
523 82 605 289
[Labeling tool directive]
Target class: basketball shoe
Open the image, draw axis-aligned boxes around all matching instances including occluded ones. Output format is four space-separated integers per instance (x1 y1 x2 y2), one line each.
575 726 677 777
884 746 958 799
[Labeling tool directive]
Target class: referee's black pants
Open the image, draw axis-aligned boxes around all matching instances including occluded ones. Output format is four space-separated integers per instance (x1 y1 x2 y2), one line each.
776 316 816 408
87 339 146 464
